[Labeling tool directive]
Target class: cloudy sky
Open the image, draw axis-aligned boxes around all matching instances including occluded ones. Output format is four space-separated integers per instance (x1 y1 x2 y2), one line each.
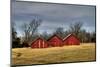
12 0 96 36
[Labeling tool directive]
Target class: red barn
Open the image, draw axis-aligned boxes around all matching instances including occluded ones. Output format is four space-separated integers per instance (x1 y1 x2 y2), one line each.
31 37 48 48
47 34 63 47
63 34 80 45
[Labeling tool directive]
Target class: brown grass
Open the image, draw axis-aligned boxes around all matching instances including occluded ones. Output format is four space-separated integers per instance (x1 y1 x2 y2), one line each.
12 43 96 66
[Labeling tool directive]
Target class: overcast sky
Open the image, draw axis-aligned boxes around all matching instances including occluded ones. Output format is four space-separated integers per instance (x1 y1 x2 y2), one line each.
12 1 96 36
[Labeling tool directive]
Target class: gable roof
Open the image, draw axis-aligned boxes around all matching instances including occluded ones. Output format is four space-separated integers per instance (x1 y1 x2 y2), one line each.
63 33 80 41
31 37 47 46
47 34 63 41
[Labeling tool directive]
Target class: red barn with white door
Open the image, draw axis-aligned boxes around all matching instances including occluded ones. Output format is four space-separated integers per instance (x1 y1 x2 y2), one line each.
63 34 80 45
31 37 48 48
47 34 63 47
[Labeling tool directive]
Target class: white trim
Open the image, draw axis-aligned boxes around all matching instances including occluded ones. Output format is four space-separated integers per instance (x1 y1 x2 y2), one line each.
63 34 72 40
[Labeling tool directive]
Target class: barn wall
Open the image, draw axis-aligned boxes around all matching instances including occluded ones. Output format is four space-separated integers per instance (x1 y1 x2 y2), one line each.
31 38 48 48
48 36 63 47
63 36 80 45
31 34 80 48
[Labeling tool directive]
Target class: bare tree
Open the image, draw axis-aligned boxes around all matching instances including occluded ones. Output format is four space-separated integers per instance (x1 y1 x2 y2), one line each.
12 27 17 40
91 32 96 42
69 22 83 36
78 29 87 43
41 31 49 40
21 17 42 43
12 22 17 41
54 27 65 38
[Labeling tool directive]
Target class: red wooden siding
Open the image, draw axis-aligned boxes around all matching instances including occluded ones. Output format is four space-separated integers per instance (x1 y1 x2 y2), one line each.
63 34 80 45
47 34 63 47
31 38 48 48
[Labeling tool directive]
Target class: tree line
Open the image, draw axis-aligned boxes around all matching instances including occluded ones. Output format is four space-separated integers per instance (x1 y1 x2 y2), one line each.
12 17 96 48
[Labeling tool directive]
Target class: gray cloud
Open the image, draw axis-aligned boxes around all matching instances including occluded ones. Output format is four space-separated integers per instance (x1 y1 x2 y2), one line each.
12 1 96 36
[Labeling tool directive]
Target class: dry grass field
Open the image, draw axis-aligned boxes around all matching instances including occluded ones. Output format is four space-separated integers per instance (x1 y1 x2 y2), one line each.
12 43 96 66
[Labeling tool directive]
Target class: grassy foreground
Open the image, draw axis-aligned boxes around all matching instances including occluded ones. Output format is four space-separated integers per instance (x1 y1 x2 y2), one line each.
12 43 96 66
